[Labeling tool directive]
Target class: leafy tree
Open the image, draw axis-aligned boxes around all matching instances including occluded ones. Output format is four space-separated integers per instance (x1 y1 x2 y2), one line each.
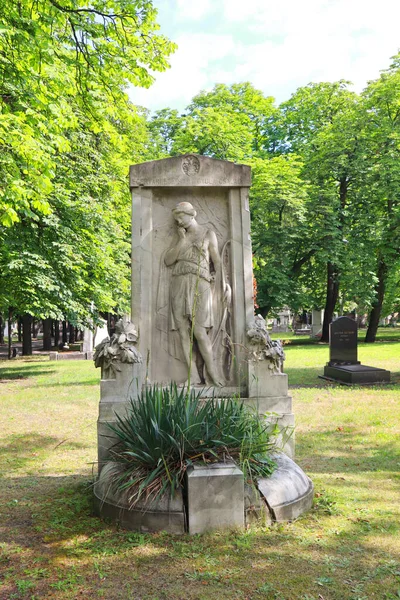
278 82 364 340
357 55 400 341
0 0 175 226
250 155 315 315
0 0 175 353
148 83 277 161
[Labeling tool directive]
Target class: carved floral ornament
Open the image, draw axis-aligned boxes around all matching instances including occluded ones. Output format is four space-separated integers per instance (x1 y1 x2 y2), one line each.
94 316 142 376
247 315 285 373
182 155 200 176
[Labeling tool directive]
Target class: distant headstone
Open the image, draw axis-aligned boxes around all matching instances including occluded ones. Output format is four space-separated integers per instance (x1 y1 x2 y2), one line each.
94 319 109 347
310 309 324 338
323 316 390 384
328 316 359 365
82 328 94 353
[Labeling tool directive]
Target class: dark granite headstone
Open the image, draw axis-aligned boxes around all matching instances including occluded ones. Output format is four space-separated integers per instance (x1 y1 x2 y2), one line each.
328 316 359 366
322 316 390 384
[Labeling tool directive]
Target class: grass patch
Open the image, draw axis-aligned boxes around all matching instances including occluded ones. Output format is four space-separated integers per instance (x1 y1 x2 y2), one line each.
0 348 399 600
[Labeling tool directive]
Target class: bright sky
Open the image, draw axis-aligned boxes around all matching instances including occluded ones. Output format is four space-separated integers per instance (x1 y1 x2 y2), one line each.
129 0 400 113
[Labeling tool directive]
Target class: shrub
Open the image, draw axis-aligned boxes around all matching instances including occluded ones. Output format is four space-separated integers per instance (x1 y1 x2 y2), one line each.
106 384 278 507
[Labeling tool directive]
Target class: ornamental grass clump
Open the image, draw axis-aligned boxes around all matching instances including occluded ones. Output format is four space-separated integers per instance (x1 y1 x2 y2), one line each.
107 384 278 508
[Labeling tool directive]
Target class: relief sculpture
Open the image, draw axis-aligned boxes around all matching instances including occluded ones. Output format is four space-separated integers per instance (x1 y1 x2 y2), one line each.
156 202 232 387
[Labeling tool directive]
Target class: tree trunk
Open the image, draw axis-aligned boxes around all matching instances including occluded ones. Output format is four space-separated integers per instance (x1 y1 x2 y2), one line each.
18 317 22 342
54 320 60 347
0 314 4 344
32 317 37 338
321 262 340 343
69 323 75 344
8 308 12 359
62 321 68 346
22 313 33 355
43 318 52 351
365 257 388 343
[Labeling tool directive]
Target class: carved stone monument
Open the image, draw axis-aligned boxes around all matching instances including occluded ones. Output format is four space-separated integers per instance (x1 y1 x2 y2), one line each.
94 155 312 533
129 154 294 454
94 316 142 471
323 316 390 384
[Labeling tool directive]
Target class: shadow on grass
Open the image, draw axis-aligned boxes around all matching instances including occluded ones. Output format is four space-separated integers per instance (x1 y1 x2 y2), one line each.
32 378 100 389
297 429 400 475
285 366 327 387
0 364 56 380
0 433 90 472
1 472 400 600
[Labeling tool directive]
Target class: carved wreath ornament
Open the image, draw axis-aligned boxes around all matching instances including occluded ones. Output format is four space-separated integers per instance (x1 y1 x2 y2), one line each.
93 316 142 377
247 314 285 373
182 155 200 176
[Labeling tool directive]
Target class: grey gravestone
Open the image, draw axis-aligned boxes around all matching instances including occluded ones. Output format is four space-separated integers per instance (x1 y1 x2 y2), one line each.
323 316 390 384
328 316 360 365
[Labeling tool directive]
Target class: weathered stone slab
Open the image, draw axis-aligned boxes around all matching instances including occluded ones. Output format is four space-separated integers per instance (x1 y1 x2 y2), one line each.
248 368 289 398
97 362 142 472
324 364 391 384
49 351 89 361
243 395 292 415
311 309 324 338
186 462 244 534
244 483 272 526
130 154 251 188
94 462 186 534
257 453 313 522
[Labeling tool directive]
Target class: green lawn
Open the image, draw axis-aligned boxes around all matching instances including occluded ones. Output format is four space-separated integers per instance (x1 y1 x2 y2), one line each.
0 339 399 600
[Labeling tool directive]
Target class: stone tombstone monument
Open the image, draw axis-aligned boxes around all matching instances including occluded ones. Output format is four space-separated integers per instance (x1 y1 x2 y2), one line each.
323 316 390 384
130 154 252 389
328 316 359 366
129 154 294 452
93 155 313 534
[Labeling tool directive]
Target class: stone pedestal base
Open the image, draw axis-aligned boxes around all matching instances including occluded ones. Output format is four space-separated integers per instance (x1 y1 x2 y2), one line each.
94 455 313 534
97 363 142 473
310 325 322 338
323 364 391 384
186 463 244 534
246 363 294 458
94 463 186 534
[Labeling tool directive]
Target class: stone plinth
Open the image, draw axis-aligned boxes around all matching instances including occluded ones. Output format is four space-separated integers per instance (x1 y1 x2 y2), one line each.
97 362 142 473
186 462 244 534
246 361 294 458
248 365 288 398
323 364 391 385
